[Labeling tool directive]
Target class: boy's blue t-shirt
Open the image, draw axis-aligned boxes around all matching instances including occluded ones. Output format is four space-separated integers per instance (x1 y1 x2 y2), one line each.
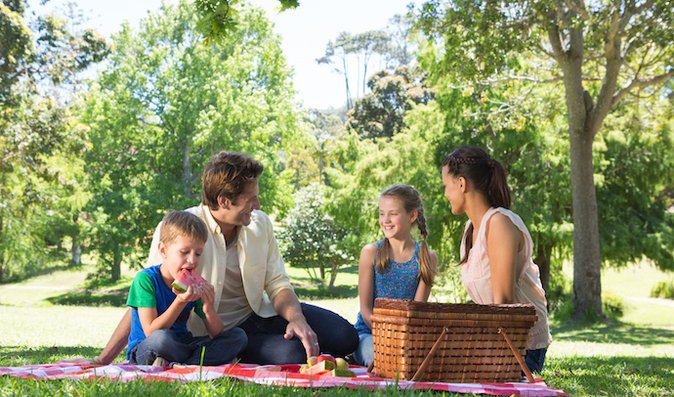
126 265 205 360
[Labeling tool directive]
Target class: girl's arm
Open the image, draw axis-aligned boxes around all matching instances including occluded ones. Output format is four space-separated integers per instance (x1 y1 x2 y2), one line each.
138 287 201 336
414 250 438 302
200 283 225 337
486 212 522 304
357 243 378 330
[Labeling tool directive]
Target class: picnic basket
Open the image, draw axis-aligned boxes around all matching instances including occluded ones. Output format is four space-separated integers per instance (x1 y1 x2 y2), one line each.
371 298 537 383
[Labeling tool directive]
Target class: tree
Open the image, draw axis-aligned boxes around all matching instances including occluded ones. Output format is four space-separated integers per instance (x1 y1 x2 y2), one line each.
194 0 299 39
347 66 433 139
278 183 353 288
317 30 391 109
416 0 674 320
79 0 301 281
1 0 107 280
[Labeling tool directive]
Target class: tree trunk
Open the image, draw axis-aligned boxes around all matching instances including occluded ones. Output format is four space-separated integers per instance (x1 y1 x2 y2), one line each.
556 27 604 321
111 247 121 282
569 125 603 321
0 211 4 282
70 236 81 267
70 214 81 267
534 241 552 296
182 141 192 197
328 262 339 289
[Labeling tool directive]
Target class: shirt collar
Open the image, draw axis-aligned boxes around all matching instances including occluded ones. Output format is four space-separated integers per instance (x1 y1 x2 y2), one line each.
200 204 221 235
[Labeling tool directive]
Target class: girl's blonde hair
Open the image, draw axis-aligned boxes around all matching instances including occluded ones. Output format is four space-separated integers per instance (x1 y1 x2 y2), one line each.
376 184 436 286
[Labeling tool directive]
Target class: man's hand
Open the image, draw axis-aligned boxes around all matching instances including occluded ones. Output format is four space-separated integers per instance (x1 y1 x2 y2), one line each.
284 316 319 359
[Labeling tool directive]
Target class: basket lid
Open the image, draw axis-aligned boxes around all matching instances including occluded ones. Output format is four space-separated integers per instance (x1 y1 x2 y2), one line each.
374 298 536 316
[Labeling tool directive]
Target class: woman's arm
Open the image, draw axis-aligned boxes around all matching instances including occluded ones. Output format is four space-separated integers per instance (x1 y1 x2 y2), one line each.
486 213 522 304
357 244 378 329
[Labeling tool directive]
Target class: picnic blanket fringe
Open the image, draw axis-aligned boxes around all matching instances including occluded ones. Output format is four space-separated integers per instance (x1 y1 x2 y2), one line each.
0 362 566 396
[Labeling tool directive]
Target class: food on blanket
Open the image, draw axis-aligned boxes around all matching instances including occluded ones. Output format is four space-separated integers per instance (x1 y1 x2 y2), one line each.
315 354 336 365
300 354 348 376
301 360 335 375
335 357 348 371
324 368 356 378
172 269 209 293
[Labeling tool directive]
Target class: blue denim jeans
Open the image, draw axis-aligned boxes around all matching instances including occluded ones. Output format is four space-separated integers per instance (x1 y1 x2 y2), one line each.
354 333 373 367
129 328 247 366
237 303 358 364
524 348 547 373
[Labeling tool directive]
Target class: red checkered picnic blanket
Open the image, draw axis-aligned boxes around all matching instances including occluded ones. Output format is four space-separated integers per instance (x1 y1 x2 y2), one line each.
0 362 566 396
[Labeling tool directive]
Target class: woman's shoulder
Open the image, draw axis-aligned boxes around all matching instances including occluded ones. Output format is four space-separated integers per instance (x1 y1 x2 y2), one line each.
486 210 519 234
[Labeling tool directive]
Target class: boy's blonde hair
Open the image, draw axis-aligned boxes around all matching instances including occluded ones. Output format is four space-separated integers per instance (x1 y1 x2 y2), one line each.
159 211 208 245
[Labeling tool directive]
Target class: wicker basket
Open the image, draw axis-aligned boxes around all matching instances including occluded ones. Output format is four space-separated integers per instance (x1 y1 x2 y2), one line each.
371 298 537 383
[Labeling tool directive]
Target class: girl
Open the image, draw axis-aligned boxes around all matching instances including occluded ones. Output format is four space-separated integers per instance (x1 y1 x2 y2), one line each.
441 146 552 372
353 184 438 367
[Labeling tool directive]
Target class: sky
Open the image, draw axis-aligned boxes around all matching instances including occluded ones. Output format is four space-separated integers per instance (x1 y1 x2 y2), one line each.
34 0 420 109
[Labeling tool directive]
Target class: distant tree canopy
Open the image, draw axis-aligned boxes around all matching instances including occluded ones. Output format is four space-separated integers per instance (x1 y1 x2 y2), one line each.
0 0 108 281
347 66 433 139
78 0 302 281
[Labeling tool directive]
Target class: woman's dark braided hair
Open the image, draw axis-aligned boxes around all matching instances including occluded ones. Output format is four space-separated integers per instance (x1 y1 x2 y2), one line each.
442 146 511 264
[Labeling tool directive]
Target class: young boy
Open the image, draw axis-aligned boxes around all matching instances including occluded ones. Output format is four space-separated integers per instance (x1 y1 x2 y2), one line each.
126 211 247 366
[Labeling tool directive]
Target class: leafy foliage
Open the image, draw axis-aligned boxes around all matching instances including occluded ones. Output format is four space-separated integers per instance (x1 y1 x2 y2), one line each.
651 280 674 299
79 0 301 280
347 66 433 139
278 183 353 288
414 0 674 320
0 1 105 281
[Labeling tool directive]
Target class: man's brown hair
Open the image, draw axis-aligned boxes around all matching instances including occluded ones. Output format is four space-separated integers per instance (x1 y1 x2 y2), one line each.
201 151 264 209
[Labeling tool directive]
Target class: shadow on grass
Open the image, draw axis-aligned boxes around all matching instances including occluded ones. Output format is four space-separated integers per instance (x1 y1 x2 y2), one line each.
0 346 103 366
293 285 358 300
551 321 674 346
544 355 674 396
46 288 127 307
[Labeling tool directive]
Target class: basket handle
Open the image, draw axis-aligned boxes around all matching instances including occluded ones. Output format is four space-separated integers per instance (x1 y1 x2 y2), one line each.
498 327 535 383
411 327 448 382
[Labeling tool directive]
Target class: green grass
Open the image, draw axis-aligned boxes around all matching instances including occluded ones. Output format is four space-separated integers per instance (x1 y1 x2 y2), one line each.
1 261 674 396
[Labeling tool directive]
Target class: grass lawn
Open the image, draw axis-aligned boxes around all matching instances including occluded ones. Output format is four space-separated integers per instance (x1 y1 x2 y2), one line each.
1 262 673 396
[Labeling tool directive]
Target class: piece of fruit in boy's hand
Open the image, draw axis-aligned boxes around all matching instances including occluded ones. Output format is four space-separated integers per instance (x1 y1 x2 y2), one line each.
172 269 209 294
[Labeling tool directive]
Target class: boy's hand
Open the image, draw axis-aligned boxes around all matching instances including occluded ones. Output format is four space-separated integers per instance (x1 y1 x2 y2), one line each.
200 283 216 313
173 285 201 303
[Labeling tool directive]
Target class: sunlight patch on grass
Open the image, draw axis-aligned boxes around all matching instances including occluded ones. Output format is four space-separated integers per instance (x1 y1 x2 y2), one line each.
602 262 670 298
0 306 126 348
549 340 674 357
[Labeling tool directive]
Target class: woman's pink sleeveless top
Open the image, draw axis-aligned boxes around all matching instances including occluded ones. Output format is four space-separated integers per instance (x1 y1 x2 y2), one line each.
460 207 552 350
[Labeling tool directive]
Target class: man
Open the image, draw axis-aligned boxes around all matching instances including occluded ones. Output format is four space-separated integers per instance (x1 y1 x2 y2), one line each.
94 151 358 364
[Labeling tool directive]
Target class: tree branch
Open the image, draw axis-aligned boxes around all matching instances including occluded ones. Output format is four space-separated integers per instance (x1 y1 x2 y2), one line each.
612 70 674 105
563 0 589 20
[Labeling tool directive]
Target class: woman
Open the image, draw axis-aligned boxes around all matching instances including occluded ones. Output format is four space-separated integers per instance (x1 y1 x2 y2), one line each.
441 146 552 372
